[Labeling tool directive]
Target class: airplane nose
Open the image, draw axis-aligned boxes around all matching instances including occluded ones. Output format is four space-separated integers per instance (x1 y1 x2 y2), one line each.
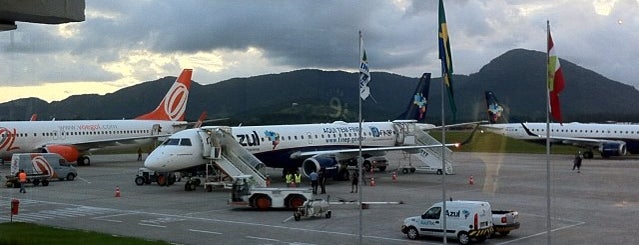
144 149 168 171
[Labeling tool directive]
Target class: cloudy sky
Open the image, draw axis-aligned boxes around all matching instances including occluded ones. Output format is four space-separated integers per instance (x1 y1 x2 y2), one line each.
0 0 637 103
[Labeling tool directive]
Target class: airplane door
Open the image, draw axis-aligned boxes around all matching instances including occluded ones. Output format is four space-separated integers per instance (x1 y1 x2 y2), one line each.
151 124 161 136
306 132 313 145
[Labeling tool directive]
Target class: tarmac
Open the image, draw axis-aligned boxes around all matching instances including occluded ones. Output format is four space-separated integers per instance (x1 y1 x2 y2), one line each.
1 151 638 244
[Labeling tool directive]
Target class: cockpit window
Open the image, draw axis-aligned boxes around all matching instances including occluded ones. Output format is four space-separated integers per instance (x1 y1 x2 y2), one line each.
180 138 192 146
163 138 180 145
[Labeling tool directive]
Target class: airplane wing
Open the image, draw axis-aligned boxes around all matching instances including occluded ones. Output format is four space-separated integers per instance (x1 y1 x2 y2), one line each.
290 143 459 159
42 134 171 151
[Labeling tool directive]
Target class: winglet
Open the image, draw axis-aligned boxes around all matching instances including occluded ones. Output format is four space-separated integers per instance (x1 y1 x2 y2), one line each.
193 111 207 128
135 69 192 121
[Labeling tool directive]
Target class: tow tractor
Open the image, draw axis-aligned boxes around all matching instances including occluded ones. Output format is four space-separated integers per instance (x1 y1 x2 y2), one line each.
228 175 313 210
294 198 332 221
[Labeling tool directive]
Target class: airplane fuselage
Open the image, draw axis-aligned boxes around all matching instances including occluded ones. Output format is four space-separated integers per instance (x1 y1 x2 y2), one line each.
484 122 639 154
145 121 402 172
0 120 187 160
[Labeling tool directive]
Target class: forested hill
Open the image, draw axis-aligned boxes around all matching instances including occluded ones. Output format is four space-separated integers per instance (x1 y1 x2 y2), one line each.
2 49 639 124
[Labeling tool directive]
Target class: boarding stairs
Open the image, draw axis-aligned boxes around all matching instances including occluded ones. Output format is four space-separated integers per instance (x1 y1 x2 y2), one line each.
393 121 454 174
199 127 268 188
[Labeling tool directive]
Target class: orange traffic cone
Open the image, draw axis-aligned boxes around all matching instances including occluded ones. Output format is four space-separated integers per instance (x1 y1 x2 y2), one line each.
468 175 474 185
115 186 121 197
369 177 376 186
392 172 397 182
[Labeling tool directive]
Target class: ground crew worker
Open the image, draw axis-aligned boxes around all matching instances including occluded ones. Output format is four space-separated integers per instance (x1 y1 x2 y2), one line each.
309 170 319 194
294 171 302 186
285 172 293 187
18 169 27 193
572 151 583 173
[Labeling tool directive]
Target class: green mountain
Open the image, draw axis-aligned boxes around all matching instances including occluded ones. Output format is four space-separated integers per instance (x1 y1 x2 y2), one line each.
2 49 639 124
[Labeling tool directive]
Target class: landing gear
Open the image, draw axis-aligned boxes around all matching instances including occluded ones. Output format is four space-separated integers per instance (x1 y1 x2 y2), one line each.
77 156 91 166
583 151 594 159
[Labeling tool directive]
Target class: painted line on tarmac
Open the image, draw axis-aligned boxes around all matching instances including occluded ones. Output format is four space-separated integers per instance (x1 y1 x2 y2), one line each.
188 229 222 235
495 221 586 245
138 223 166 228
0 197 432 244
246 236 280 242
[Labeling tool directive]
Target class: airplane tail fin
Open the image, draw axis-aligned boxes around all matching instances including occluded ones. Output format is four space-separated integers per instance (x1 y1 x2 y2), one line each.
485 91 504 124
135 69 192 121
396 73 431 122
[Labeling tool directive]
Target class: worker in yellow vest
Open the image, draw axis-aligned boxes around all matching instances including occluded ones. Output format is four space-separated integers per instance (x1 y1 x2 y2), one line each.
294 172 302 187
285 172 293 187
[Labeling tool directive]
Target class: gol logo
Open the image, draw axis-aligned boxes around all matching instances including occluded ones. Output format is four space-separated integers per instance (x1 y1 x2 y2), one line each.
163 82 189 121
0 127 19 151
31 155 53 177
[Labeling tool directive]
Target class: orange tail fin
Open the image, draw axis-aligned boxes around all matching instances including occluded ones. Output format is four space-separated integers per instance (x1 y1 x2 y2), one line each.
135 69 192 121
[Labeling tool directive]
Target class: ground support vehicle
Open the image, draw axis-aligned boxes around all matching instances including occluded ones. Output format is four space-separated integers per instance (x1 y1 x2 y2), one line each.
134 167 176 186
5 153 77 187
491 210 520 236
294 199 332 221
401 200 493 244
228 176 313 210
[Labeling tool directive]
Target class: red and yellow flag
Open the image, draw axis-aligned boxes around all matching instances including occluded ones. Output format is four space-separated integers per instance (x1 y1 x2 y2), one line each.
547 28 565 123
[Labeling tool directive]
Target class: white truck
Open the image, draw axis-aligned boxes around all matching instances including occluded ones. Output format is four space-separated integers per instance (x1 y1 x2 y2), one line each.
4 153 78 187
491 209 520 236
401 200 494 244
228 175 313 210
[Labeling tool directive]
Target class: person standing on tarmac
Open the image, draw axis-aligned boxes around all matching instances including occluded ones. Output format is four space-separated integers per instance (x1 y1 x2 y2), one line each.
18 169 27 193
294 171 302 187
309 170 319 194
572 151 583 173
285 172 293 187
350 170 359 193
319 168 327 194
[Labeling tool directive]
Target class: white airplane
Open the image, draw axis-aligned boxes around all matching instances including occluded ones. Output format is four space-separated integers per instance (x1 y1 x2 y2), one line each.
144 73 459 179
0 69 193 165
482 91 636 158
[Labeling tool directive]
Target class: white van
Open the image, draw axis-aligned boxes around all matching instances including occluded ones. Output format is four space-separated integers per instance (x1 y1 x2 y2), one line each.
10 153 78 181
401 200 494 244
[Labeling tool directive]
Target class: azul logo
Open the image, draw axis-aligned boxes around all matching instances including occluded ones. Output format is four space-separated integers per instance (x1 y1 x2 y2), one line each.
264 130 280 149
237 131 260 147
413 92 428 119
0 127 19 152
163 82 189 121
445 210 461 217
462 210 471 219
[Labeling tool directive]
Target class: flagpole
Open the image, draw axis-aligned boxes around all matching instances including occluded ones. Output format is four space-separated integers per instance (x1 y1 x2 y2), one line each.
357 30 364 245
545 20 552 245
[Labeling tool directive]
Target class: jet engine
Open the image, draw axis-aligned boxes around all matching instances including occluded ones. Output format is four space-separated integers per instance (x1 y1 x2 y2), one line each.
42 145 81 164
599 141 627 158
301 156 341 178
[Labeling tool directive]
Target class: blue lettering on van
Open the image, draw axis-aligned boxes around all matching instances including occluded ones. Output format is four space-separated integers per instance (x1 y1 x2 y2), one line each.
445 210 461 217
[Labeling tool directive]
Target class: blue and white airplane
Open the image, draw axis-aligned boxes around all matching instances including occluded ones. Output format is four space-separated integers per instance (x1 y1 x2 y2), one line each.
482 91 638 158
144 73 458 178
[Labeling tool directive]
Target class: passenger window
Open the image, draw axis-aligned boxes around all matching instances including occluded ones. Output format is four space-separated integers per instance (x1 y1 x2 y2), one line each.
180 138 192 146
422 207 441 219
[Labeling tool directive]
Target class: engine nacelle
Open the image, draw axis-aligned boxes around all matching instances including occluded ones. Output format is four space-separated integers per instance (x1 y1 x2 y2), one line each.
42 145 80 163
302 156 341 178
599 142 626 157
